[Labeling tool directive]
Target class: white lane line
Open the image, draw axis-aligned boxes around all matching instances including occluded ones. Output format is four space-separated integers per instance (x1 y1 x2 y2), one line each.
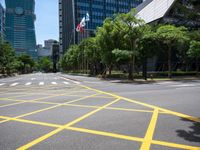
73 81 81 84
10 83 19 87
63 81 69 85
63 78 70 81
51 82 57 85
39 82 44 85
0 83 5 86
171 84 195 87
25 82 32 86
60 77 81 84
31 78 36 80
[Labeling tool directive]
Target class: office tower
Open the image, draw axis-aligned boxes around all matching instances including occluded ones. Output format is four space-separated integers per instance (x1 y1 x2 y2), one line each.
59 0 143 53
0 3 5 41
5 0 37 59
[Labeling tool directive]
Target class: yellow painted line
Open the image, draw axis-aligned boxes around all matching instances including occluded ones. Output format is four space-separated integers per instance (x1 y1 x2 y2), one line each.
106 107 153 113
63 98 120 127
0 101 25 108
64 103 99 109
0 93 98 125
67 127 144 142
0 89 93 109
140 109 159 150
79 85 200 123
0 116 61 128
63 93 99 104
17 98 121 149
0 99 27 103
0 98 59 105
124 98 200 123
17 128 64 150
0 98 153 114
0 115 199 150
152 140 200 150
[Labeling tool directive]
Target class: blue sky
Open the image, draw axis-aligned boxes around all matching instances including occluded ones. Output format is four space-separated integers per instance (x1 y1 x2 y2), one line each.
0 0 59 46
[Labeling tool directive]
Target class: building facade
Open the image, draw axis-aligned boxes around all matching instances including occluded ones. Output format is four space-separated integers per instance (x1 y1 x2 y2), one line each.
59 0 143 53
44 39 57 49
5 0 37 59
0 3 5 41
136 0 200 28
37 44 52 58
37 39 59 58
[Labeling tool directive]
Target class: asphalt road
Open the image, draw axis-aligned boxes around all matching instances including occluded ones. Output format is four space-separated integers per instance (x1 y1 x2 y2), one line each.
0 73 199 150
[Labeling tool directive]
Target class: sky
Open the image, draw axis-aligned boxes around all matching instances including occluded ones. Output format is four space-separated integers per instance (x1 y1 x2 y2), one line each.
0 0 59 46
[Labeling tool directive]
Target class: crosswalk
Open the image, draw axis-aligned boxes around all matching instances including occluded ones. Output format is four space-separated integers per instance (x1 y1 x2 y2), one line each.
0 81 81 87
155 81 200 88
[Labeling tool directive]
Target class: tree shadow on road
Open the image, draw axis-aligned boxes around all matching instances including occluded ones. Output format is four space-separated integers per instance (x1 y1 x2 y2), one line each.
176 118 200 143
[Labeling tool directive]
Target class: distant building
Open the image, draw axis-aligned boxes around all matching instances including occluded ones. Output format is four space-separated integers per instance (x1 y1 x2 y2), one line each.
37 44 52 58
37 40 59 58
0 3 5 41
59 0 143 53
5 0 37 59
44 39 56 49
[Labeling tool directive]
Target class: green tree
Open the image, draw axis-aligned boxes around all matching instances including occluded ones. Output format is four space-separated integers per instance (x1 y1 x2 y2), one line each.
187 40 200 72
38 57 52 73
17 54 35 74
0 42 17 75
60 45 80 71
155 25 187 78
112 9 144 80
138 26 157 80
78 37 100 75
96 18 117 76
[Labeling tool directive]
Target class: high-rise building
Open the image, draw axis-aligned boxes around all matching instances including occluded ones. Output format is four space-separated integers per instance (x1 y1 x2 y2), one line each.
5 0 37 59
59 0 143 53
0 3 5 41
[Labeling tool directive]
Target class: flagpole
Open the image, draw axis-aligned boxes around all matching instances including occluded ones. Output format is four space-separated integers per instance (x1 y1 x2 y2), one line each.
72 0 75 44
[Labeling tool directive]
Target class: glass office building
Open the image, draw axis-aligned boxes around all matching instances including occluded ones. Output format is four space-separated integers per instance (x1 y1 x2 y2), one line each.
59 0 143 53
5 0 37 59
0 3 5 41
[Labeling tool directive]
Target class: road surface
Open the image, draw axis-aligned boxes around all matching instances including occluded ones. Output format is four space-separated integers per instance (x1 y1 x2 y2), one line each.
0 73 199 150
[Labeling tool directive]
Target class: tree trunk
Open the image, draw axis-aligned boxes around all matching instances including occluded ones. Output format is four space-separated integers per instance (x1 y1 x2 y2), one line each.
109 65 112 76
168 45 172 78
196 57 199 73
128 55 135 80
142 57 147 80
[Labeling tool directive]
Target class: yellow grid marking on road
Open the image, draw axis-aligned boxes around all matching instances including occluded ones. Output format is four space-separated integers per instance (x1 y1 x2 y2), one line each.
17 98 121 150
0 116 61 128
106 107 153 113
0 114 199 150
0 93 99 124
152 140 200 150
0 88 93 109
66 126 144 142
1 76 199 150
0 101 25 108
140 109 159 150
123 98 200 123
81 84 200 118
0 97 153 114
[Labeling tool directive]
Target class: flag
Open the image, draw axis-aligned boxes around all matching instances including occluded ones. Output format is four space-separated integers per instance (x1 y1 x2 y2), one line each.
86 13 90 22
76 24 84 32
76 17 86 32
76 13 89 32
